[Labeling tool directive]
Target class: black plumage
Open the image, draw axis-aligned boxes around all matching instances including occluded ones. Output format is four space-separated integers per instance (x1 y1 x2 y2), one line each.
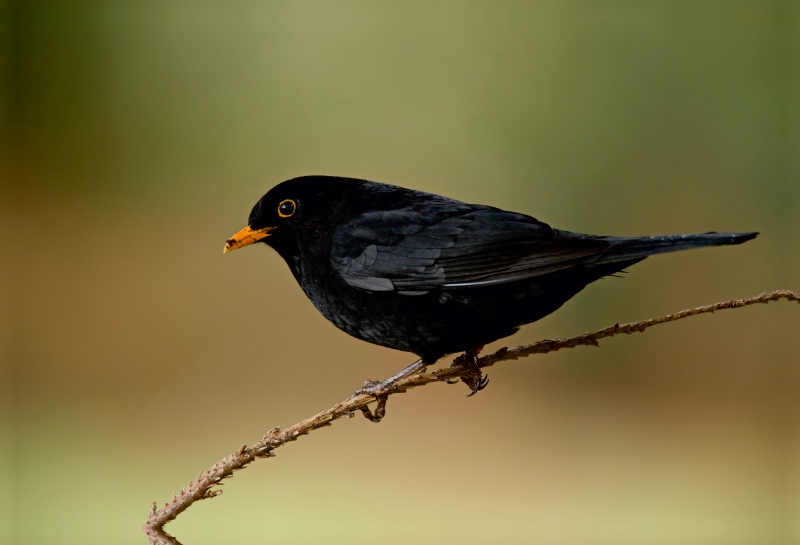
225 175 757 365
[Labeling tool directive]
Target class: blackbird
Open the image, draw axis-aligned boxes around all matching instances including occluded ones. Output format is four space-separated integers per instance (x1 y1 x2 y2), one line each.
224 175 757 407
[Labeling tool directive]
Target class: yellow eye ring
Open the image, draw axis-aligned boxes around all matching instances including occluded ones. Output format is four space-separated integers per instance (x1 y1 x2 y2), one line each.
278 199 296 218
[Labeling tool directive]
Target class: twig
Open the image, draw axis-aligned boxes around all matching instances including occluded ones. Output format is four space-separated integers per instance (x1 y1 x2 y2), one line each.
142 290 798 545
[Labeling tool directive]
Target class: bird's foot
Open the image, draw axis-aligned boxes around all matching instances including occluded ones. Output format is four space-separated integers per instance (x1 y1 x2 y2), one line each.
449 346 489 396
352 359 427 423
358 391 388 423
354 379 381 394
353 380 389 422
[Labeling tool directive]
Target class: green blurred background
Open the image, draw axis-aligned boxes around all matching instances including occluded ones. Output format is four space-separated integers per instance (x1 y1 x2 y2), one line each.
3 1 799 544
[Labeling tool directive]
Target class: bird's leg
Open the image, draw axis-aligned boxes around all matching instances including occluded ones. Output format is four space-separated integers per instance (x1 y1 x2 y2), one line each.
355 358 426 395
353 358 428 423
448 346 489 396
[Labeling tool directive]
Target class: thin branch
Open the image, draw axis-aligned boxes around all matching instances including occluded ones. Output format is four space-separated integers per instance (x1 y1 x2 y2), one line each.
142 290 799 545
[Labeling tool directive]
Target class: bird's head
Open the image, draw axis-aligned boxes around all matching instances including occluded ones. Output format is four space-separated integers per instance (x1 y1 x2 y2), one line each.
223 175 377 254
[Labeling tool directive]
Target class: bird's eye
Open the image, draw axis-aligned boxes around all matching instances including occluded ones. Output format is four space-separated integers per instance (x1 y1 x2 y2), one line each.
278 199 296 218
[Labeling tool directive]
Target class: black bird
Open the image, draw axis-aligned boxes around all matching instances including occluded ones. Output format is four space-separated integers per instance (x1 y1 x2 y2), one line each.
224 175 757 400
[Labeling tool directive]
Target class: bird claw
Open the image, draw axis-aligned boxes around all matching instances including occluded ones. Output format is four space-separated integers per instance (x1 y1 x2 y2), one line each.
351 359 427 423
450 346 490 397
358 394 388 423
444 378 460 385
466 374 490 397
352 381 389 423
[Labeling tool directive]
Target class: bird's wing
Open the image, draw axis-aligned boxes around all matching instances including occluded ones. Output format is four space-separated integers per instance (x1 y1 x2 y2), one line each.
331 208 607 294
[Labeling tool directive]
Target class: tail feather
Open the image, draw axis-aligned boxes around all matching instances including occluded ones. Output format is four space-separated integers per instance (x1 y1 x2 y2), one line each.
589 231 758 266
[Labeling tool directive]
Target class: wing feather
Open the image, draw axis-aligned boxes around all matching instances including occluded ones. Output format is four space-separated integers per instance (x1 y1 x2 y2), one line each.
331 207 607 293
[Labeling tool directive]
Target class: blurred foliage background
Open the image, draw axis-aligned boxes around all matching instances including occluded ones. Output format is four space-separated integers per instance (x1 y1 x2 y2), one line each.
3 1 799 544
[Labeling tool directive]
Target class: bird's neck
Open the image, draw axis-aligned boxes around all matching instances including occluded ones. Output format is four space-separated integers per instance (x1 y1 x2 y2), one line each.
267 237 304 282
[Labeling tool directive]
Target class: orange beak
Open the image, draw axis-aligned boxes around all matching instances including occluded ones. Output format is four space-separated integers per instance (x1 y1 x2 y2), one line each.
223 225 275 253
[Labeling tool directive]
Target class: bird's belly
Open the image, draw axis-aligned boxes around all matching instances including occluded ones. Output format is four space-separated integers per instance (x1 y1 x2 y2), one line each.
300 275 583 362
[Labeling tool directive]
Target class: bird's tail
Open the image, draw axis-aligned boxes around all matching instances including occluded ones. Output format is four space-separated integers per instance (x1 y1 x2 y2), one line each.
587 231 758 266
